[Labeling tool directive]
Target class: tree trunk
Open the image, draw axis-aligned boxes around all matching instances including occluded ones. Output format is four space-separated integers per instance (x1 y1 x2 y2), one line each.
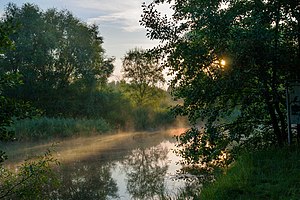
267 101 283 146
274 100 287 142
263 85 284 146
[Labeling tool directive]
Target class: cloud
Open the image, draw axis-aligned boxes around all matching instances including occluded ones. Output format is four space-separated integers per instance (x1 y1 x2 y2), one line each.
87 14 142 32
82 0 173 32
1 0 173 32
74 0 146 32
0 0 147 32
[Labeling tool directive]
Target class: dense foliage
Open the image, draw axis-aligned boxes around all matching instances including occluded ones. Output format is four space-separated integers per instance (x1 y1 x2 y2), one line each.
0 3 114 118
0 3 174 133
1 17 60 199
0 2 176 133
0 14 38 164
141 0 300 167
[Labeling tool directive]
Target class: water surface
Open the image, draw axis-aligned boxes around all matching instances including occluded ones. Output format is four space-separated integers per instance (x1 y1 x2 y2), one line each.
3 129 199 199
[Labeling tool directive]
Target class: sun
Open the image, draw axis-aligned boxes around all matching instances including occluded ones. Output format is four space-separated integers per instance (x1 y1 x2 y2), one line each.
220 59 226 66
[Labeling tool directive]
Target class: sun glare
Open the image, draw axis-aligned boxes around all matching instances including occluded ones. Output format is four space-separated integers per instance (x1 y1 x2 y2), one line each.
221 59 226 66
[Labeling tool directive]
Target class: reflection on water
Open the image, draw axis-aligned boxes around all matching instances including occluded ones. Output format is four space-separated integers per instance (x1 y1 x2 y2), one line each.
3 130 198 199
53 137 188 199
54 163 118 199
122 145 169 199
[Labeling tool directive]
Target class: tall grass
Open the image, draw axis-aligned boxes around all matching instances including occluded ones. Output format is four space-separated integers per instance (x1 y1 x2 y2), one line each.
200 147 300 200
11 117 112 140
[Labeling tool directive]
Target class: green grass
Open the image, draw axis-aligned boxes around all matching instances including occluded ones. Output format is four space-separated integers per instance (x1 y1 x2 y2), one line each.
11 117 112 140
200 147 300 200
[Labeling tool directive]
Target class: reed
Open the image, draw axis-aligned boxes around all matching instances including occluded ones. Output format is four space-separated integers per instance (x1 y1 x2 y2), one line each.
11 117 111 140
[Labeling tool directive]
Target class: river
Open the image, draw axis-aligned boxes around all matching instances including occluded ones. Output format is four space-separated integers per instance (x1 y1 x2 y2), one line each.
2 128 201 199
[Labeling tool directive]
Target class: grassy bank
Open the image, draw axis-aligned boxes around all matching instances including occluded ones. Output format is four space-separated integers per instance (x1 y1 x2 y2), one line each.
11 117 112 140
200 147 300 200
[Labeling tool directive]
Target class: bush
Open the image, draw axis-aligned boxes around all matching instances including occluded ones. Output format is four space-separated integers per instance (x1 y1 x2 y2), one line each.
0 147 60 199
133 107 151 131
132 107 176 131
152 110 175 129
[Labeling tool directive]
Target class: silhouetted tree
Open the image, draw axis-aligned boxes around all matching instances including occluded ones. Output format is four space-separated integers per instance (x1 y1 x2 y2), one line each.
141 0 299 166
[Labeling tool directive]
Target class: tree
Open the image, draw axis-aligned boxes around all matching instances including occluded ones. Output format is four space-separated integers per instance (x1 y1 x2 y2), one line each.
0 20 21 164
141 0 300 166
0 14 39 164
0 3 114 116
1 10 60 196
122 48 165 107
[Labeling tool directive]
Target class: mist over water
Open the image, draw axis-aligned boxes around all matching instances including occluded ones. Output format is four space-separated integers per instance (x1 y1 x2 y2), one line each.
3 129 198 199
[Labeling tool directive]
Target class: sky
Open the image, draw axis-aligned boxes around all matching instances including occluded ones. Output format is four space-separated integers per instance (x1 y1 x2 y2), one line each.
0 0 171 81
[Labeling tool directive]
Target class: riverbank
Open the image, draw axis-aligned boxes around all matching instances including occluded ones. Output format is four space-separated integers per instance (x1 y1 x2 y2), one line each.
200 147 300 199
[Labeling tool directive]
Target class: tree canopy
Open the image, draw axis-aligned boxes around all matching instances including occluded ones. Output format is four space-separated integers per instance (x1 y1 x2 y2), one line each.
0 3 114 117
122 48 165 107
141 0 300 166
0 4 113 98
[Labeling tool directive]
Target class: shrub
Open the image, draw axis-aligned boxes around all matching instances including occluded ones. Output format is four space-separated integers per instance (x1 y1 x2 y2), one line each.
0 147 60 199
